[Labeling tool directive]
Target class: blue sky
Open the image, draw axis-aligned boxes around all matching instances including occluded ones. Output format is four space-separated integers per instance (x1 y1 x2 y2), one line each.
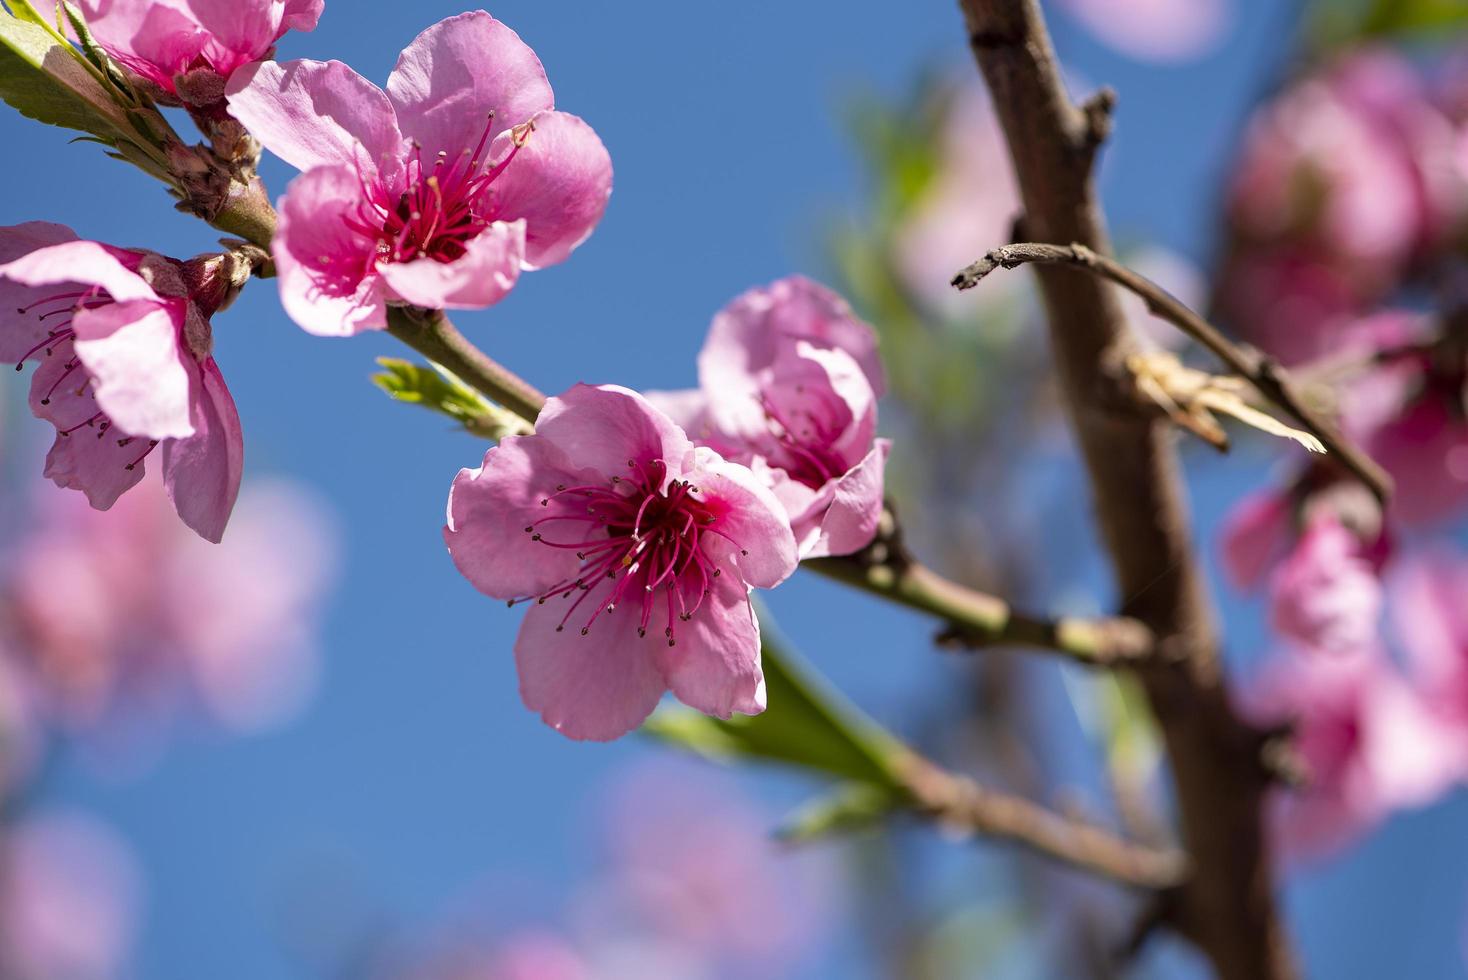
2 1 1465 978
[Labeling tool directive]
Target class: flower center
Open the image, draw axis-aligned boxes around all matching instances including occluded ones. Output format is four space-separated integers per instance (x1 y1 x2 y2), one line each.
759 385 847 489
514 458 746 646
349 114 530 267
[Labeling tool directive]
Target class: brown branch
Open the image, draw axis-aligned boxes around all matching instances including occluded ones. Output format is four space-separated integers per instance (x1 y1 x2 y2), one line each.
956 2 1296 978
805 551 1159 668
954 242 1391 504
899 754 1187 890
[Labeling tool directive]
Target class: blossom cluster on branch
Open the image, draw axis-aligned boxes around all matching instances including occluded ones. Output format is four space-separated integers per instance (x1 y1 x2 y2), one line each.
1215 45 1468 860
0 4 891 744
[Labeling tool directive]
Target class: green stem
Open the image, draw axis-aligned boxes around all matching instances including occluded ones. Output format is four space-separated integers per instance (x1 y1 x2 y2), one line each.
385 307 549 424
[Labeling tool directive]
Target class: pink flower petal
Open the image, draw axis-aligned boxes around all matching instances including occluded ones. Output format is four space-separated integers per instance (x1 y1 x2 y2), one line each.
281 0 322 32
384 10 553 162
0 241 158 305
273 164 387 336
79 0 205 86
686 451 798 590
1219 489 1291 590
70 301 193 441
514 599 668 741
42 423 148 512
0 222 82 365
798 439 890 559
226 59 404 176
658 579 766 719
701 277 886 408
535 385 694 488
377 219 525 310
184 0 282 63
161 358 243 543
489 110 612 270
444 435 596 600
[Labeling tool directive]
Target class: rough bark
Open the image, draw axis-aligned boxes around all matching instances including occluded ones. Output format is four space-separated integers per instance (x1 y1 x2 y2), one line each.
955 2 1296 977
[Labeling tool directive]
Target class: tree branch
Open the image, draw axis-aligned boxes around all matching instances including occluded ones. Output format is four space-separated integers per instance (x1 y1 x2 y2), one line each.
898 754 1188 890
955 2 1295 977
954 242 1391 504
805 552 1158 668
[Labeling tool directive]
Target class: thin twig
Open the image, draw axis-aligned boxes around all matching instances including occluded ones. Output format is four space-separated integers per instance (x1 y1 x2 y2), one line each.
899 754 1188 890
806 554 1159 667
953 242 1391 504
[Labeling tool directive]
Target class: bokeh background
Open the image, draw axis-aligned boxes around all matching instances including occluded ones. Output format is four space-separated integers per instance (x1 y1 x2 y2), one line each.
2 0 1467 977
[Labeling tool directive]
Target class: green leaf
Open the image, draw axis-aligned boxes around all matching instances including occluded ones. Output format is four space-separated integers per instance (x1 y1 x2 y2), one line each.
642 612 906 787
372 357 531 441
776 782 903 842
1360 0 1468 36
0 10 133 140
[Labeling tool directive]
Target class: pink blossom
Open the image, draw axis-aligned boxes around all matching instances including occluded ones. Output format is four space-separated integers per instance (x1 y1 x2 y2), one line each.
0 810 141 980
78 0 322 105
0 471 336 738
1219 488 1293 591
1247 650 1455 860
1268 514 1382 656
0 222 244 542
1057 0 1230 64
1390 553 1468 743
226 11 612 336
1339 311 1468 527
573 761 835 973
444 384 798 741
1222 51 1450 362
651 277 889 559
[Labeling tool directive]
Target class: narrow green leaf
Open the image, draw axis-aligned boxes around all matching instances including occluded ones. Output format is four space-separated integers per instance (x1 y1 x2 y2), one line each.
372 356 531 441
0 11 132 141
776 782 903 842
642 612 906 787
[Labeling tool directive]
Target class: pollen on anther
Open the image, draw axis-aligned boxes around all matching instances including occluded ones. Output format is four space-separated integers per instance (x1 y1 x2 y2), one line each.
740 549 749 556
580 627 589 636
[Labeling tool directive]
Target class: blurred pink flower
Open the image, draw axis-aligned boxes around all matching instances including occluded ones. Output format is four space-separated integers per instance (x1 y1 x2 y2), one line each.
0 470 336 739
1219 488 1292 591
0 809 141 980
651 277 890 558
1339 311 1468 527
78 0 322 105
1390 554 1468 752
892 82 1021 316
1222 51 1453 362
1268 514 1382 656
226 11 611 336
1247 650 1455 861
444 384 797 741
1057 0 1230 64
572 761 836 976
0 222 244 542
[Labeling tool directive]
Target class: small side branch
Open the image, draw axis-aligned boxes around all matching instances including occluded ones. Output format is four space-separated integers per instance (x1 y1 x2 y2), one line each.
804 539 1159 667
900 755 1188 890
953 242 1392 504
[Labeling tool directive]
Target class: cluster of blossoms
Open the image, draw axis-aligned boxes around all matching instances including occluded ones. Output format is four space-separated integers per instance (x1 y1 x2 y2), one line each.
445 278 888 740
1 2 886 746
1216 46 1468 859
